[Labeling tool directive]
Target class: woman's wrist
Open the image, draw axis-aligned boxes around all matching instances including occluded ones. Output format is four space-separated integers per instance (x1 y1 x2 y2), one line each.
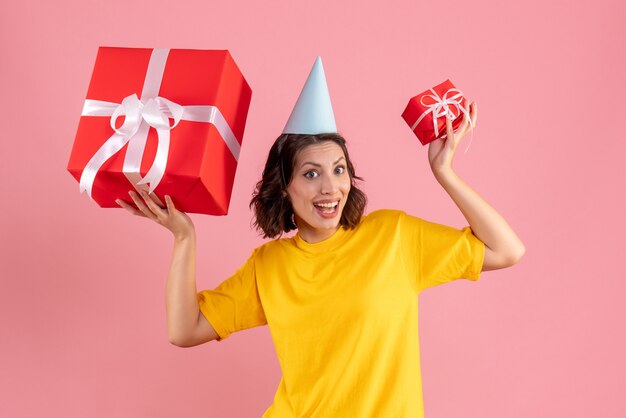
173 229 196 243
432 165 457 184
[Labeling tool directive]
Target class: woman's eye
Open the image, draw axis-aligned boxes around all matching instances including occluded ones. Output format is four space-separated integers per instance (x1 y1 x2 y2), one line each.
335 166 346 174
304 170 318 179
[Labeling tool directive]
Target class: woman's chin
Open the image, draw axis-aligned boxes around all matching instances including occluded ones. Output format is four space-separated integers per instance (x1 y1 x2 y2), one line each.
297 212 342 237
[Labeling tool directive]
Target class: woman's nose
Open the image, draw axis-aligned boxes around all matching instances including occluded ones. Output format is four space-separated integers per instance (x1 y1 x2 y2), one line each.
320 173 338 194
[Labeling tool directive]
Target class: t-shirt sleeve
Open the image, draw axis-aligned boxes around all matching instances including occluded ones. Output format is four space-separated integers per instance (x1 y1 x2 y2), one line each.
196 251 267 342
399 211 485 293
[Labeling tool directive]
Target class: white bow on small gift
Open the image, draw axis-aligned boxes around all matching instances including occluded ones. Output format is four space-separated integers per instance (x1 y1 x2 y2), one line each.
411 87 475 152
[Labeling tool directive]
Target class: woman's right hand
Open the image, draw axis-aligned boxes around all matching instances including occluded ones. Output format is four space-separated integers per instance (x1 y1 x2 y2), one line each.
116 190 195 240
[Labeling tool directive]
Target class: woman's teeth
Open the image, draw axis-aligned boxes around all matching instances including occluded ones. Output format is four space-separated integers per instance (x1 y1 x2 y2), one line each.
314 202 338 213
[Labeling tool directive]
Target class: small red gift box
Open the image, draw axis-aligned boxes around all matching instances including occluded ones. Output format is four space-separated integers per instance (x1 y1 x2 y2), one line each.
67 47 252 215
401 79 469 146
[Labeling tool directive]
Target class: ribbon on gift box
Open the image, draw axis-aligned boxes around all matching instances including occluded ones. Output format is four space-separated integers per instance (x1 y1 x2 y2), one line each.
410 87 475 152
79 48 241 200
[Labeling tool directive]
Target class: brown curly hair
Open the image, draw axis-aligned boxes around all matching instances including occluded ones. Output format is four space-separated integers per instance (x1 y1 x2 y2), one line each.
250 133 367 239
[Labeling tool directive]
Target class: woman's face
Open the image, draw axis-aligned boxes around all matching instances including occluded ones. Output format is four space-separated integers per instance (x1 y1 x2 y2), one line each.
286 141 351 243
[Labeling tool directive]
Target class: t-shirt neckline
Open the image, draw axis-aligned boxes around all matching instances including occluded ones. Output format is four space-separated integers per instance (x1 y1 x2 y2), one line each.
293 225 351 254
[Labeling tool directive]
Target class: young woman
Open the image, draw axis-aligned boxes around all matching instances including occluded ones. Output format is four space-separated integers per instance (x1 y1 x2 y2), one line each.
117 99 525 417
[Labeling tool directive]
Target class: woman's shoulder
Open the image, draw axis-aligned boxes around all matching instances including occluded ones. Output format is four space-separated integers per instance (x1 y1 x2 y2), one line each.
353 209 408 235
361 208 407 224
359 209 431 233
249 235 295 258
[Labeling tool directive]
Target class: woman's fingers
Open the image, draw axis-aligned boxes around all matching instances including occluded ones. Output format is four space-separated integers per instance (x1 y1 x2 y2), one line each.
451 100 476 143
165 195 177 214
120 191 184 231
455 102 470 149
119 191 191 240
139 190 168 222
454 100 471 137
445 116 455 149
116 198 147 217
128 191 160 222
470 101 478 127
445 115 453 137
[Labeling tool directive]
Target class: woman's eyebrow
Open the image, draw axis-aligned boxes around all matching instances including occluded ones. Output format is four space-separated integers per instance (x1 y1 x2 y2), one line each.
300 157 346 168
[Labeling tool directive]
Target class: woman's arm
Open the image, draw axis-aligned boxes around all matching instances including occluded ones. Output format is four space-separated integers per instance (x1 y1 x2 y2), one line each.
118 191 218 346
428 102 526 271
166 232 219 346
434 171 525 270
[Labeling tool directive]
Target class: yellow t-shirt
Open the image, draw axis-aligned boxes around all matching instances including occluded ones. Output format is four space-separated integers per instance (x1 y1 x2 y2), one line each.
197 209 485 417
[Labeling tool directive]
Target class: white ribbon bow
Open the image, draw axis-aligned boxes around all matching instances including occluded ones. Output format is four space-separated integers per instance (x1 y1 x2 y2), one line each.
410 87 474 152
79 48 240 199
79 94 184 196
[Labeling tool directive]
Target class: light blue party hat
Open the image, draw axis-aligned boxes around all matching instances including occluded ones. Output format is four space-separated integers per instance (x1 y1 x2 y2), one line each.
282 56 337 134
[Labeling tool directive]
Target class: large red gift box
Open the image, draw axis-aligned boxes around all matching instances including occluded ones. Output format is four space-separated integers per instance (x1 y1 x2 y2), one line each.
401 79 469 146
67 47 252 215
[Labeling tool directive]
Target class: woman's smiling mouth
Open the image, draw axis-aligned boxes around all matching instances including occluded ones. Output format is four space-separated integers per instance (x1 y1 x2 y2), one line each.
313 200 340 217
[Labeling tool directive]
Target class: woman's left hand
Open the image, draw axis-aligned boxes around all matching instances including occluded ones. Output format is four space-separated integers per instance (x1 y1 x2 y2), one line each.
428 100 477 178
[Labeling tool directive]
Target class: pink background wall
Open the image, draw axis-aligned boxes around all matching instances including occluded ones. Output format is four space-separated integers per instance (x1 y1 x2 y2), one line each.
1 0 624 417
